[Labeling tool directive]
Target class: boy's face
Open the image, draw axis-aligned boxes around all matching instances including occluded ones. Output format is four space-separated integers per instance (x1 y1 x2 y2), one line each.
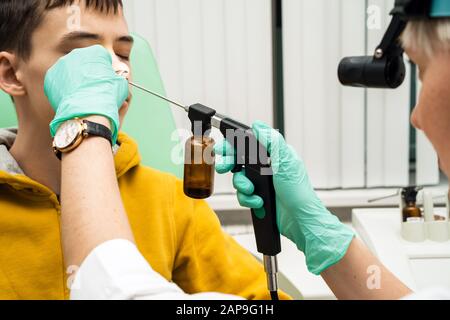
17 3 133 131
406 46 450 178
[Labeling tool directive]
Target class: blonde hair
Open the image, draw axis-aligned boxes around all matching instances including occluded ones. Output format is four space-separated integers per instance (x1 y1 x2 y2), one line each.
401 19 450 57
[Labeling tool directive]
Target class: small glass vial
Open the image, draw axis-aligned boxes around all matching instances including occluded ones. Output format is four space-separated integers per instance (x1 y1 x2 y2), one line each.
403 201 422 222
184 134 216 199
402 187 423 222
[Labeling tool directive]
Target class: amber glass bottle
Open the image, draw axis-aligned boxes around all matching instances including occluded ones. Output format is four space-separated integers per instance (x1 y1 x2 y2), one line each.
403 201 423 222
183 134 216 199
402 188 423 222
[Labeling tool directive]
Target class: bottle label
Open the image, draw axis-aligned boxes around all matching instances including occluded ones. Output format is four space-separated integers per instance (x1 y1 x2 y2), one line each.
406 217 424 223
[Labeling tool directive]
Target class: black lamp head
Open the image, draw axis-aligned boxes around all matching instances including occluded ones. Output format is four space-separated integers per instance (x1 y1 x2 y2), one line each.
338 0 433 89
338 53 406 89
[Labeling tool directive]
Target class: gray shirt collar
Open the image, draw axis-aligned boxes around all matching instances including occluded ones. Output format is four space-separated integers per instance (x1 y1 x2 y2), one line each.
0 145 24 175
0 128 23 175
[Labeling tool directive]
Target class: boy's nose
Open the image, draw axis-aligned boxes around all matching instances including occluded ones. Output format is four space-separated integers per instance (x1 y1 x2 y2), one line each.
110 51 130 80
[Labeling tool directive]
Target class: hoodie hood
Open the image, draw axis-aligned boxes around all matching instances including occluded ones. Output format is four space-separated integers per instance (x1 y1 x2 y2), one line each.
0 128 17 149
0 128 24 175
0 128 142 198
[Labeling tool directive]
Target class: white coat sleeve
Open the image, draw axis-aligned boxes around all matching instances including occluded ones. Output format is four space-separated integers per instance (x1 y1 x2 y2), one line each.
403 287 450 300
70 239 243 300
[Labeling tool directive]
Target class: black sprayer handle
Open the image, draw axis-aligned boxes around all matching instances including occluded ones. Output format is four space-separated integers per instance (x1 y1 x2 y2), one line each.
219 118 281 257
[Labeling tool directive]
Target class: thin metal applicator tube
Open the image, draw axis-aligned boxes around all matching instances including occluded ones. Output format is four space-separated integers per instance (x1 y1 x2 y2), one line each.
129 81 189 112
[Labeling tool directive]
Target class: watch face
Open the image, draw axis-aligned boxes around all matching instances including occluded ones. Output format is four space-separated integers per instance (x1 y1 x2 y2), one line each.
54 120 83 149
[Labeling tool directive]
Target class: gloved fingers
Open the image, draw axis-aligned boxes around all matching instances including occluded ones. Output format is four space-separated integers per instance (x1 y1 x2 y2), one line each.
232 170 255 195
251 120 286 157
214 139 236 157
237 192 264 209
215 155 236 174
253 208 266 219
215 139 237 174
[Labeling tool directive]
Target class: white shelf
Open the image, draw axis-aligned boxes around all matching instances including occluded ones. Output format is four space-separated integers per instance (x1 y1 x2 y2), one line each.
208 185 449 212
352 208 450 291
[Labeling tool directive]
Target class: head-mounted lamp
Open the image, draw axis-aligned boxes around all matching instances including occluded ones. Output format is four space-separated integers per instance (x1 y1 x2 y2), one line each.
337 0 445 89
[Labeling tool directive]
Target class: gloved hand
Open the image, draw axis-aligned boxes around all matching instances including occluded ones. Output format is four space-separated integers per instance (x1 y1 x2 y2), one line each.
44 45 129 145
215 121 355 275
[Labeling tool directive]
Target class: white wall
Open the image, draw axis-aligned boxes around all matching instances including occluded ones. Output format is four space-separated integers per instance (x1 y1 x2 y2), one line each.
283 0 366 189
365 0 411 188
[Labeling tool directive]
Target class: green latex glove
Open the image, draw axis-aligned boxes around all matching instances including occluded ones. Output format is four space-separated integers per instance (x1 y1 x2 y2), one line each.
215 121 355 275
44 45 129 145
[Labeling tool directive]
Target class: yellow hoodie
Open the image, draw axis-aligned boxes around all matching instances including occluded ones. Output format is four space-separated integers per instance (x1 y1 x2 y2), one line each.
0 130 290 300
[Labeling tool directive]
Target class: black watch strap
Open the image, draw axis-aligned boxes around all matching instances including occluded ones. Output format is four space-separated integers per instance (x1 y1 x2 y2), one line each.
54 120 113 160
83 120 113 146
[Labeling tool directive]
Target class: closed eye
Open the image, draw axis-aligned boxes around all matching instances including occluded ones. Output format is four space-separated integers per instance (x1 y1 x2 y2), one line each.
117 54 130 61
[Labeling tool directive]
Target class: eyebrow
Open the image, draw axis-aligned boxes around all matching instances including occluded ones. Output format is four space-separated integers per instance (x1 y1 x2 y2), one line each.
117 35 134 44
59 31 134 45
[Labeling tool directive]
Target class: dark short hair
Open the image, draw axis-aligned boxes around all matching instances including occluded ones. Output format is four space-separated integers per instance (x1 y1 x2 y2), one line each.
0 0 123 60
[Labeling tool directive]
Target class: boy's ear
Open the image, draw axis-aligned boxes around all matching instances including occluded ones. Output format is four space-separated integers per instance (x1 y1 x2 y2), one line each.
0 52 26 97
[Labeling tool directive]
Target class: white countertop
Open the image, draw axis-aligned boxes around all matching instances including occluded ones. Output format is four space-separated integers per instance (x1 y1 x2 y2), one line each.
352 208 450 291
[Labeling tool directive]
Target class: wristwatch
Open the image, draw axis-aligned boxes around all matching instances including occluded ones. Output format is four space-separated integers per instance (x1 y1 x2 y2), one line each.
53 118 113 160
